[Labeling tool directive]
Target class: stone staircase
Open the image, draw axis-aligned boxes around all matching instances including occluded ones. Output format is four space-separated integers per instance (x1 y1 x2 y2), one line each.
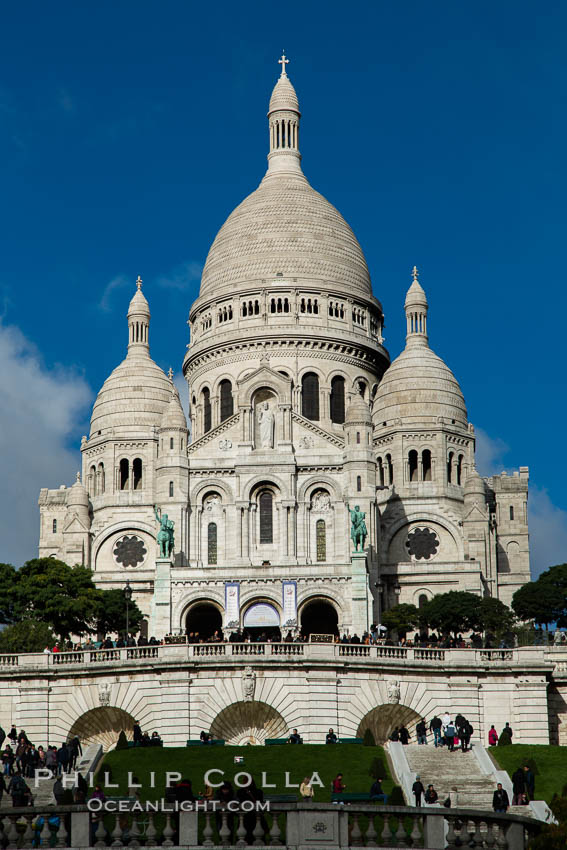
403 744 530 816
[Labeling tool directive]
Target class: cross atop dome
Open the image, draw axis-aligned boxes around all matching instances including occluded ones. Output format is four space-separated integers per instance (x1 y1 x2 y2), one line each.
136 275 143 290
412 265 419 282
278 52 289 77
168 367 174 380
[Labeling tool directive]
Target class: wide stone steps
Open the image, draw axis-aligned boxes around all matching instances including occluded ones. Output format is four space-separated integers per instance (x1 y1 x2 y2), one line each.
404 745 503 812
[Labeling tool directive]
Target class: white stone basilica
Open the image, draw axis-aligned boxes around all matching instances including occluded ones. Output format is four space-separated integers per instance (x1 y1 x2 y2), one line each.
38 59 531 640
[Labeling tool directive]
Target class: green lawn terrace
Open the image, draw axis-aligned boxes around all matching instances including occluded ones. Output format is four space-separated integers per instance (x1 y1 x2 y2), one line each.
100 744 397 803
489 744 567 804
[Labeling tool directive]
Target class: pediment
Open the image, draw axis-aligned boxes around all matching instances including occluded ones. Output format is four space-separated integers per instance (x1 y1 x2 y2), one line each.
237 365 292 406
462 503 488 522
291 411 345 451
64 513 90 533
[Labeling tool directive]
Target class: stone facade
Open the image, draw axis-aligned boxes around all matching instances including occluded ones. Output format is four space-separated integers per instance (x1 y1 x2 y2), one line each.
38 61 531 641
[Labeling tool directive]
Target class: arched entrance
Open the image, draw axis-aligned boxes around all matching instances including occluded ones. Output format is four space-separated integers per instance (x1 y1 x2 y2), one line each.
242 602 281 642
67 707 135 750
300 599 338 638
357 704 422 745
210 701 287 745
185 603 223 640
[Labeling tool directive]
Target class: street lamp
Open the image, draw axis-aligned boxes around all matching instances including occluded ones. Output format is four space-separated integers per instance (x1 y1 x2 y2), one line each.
393 582 401 598
124 580 133 640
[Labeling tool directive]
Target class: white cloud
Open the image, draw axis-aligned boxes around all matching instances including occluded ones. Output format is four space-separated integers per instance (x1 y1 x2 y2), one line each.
98 274 129 312
0 321 91 566
528 487 567 578
157 261 202 291
474 427 511 476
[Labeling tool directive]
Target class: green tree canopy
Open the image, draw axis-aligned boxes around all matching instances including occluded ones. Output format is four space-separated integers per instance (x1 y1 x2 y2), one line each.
0 620 56 653
381 603 420 637
0 563 19 624
16 558 101 638
512 564 567 627
96 588 143 637
419 591 514 636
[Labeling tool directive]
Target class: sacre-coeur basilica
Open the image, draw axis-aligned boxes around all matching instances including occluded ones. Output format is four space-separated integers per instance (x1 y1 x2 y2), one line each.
38 57 530 641
26 58 561 752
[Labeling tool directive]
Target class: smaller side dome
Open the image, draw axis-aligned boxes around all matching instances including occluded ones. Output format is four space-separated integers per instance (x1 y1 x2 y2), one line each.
160 385 188 431
66 472 89 510
464 467 486 503
345 393 372 426
128 276 150 318
268 73 300 114
405 267 428 309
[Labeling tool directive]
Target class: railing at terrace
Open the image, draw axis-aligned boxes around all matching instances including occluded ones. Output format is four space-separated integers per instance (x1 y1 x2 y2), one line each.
0 802 540 849
1 643 563 669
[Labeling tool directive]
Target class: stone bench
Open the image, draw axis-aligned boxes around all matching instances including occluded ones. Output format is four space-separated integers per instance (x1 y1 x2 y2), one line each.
331 792 375 803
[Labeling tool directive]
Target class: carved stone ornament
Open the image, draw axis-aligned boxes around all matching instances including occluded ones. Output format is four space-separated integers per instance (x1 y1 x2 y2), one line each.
298 435 313 449
205 495 221 512
242 666 256 702
387 679 400 704
219 439 232 451
98 684 111 707
311 491 331 513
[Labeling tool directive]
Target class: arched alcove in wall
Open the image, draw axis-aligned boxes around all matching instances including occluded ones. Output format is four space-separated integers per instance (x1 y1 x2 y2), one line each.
300 598 338 637
210 701 287 745
357 703 422 744
185 602 223 640
67 707 135 750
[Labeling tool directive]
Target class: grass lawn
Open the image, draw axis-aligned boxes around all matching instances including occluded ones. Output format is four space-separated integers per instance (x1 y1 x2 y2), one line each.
100 744 396 803
489 745 567 803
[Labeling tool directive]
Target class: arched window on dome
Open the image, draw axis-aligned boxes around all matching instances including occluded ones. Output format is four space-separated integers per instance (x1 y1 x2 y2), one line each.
447 451 454 484
316 519 326 562
330 376 345 424
456 454 464 486
97 462 105 495
169 481 174 497
386 454 394 485
301 373 319 421
207 522 217 565
133 458 143 490
422 449 432 482
377 457 385 487
219 380 233 422
88 465 96 497
202 387 211 433
119 458 129 490
409 450 418 483
259 491 273 544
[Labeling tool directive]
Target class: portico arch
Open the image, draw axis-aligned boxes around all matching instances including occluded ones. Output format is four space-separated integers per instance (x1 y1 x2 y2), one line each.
185 600 223 640
357 703 422 745
210 700 287 745
300 597 339 637
67 707 135 750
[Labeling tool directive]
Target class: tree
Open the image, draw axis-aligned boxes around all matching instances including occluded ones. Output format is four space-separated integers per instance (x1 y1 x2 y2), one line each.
0 620 56 653
95 589 143 637
477 597 516 634
512 564 567 627
420 591 482 636
381 603 420 637
0 563 19 624
16 558 100 638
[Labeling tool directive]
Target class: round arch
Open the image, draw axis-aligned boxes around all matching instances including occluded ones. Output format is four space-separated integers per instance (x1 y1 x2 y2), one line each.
243 473 287 502
189 478 234 507
67 707 135 750
92 522 156 566
299 596 339 637
185 599 223 640
381 513 464 562
298 474 343 503
357 704 422 745
210 701 288 746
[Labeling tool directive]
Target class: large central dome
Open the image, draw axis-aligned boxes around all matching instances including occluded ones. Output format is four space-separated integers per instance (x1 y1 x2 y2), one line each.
199 61 372 300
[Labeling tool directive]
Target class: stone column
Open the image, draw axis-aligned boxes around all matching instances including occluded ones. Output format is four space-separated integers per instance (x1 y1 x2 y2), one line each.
151 558 172 636
351 551 369 635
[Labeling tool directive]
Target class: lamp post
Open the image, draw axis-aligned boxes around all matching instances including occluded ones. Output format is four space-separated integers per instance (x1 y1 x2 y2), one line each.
124 580 132 640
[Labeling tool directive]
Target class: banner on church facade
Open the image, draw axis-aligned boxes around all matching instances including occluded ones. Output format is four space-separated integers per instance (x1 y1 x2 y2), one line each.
224 582 240 628
282 580 297 627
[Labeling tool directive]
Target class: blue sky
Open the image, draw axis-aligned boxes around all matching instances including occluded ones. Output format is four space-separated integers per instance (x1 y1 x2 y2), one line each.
0 0 566 572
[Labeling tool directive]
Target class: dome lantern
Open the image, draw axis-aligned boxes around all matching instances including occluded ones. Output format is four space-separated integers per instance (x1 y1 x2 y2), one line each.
266 54 303 179
405 266 428 346
127 275 150 357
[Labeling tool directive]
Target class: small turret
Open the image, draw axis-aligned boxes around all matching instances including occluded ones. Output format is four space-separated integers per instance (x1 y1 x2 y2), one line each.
127 276 151 356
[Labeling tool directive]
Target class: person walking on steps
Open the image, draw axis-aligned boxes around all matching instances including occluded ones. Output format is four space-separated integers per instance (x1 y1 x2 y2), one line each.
493 783 509 813
412 775 425 807
430 716 442 747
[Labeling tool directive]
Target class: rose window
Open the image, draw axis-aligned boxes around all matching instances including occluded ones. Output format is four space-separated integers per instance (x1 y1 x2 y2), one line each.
113 535 147 567
405 527 439 560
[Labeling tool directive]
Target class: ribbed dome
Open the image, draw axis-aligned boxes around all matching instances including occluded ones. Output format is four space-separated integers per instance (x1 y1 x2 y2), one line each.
90 354 172 436
374 344 466 426
200 175 372 298
199 59 372 300
345 394 372 425
268 74 300 113
66 472 89 510
464 467 486 501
